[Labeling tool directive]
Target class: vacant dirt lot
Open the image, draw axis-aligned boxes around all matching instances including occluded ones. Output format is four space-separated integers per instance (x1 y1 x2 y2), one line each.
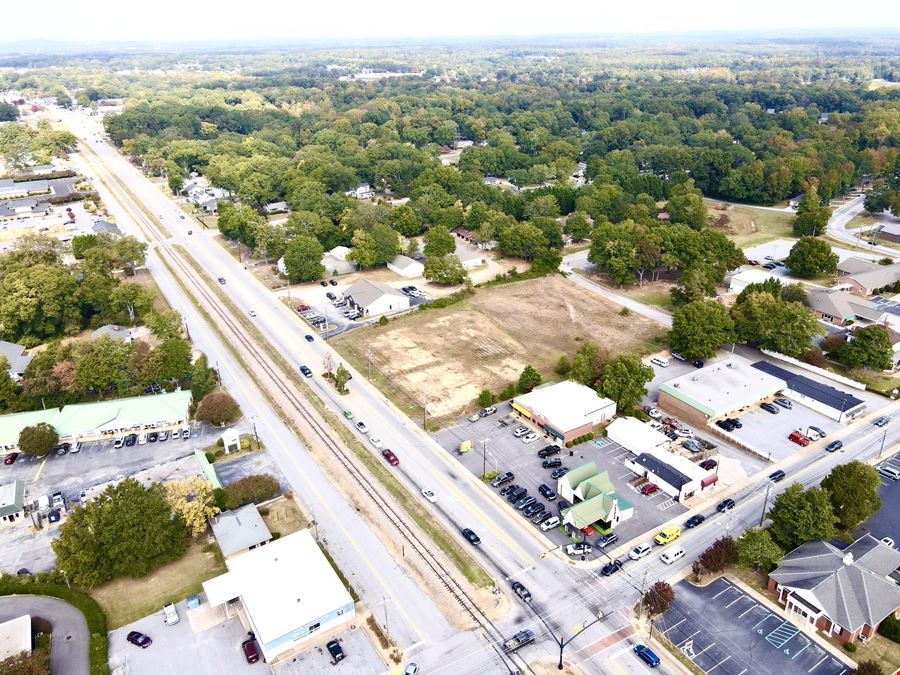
332 275 665 425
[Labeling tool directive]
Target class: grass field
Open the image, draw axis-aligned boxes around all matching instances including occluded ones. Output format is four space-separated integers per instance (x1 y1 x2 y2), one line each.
706 200 796 248
618 281 676 308
90 541 226 629
261 496 307 536
845 213 880 230
332 275 666 425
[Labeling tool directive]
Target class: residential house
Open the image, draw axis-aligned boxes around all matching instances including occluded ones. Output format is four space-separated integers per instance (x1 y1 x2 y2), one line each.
450 225 497 251
263 201 288 214
91 219 122 235
841 262 900 296
0 480 25 528
210 504 273 559
344 183 374 200
91 325 132 343
0 198 52 221
0 340 32 380
0 179 50 200
767 535 900 643
344 279 410 317
806 289 888 326
836 257 881 277
877 221 900 244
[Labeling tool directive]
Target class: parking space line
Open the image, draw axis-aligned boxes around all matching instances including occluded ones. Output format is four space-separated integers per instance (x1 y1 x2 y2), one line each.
661 618 686 635
32 457 48 482
791 638 811 660
712 584 734 600
726 595 750 608
677 629 702 646
738 603 759 618
808 655 828 672
692 641 716 658
707 655 731 672
736 670 747 675
753 613 776 629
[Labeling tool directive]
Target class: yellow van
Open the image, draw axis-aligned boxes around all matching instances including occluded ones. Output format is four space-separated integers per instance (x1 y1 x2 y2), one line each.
654 525 682 546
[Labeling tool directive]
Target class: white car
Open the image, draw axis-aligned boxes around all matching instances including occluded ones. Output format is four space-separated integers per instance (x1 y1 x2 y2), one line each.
675 428 693 438
369 436 383 449
355 421 369 434
181 428 190 440
647 408 662 420
113 437 125 449
137 433 148 445
421 489 437 503
521 433 539 444
248 310 257 318
648 421 664 432
163 603 180 626
881 537 896 549
513 426 530 437
629 542 652 560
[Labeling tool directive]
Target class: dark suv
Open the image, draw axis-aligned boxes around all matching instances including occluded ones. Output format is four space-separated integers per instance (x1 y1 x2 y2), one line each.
538 484 557 501
326 639 345 662
491 472 515 488
542 458 562 469
241 635 260 663
538 444 561 458
507 487 527 503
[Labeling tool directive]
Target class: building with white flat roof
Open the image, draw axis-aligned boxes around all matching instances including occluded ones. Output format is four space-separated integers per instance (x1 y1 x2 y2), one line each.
202 530 354 663
0 614 31 661
511 380 616 443
606 417 670 455
658 356 786 426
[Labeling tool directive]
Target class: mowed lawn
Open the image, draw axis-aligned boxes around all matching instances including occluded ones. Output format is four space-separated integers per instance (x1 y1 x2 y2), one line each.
706 200 796 248
331 275 666 426
90 541 226 629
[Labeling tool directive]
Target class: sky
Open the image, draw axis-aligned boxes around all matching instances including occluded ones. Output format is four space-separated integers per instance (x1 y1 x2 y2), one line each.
3 0 900 43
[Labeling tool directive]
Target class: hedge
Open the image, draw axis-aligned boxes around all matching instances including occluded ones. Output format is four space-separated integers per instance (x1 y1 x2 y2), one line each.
0 575 108 675
878 611 900 643
565 432 596 448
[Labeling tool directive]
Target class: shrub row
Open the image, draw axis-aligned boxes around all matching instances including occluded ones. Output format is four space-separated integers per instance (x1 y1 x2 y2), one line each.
565 432 595 448
214 473 280 510
0 574 108 675
418 284 474 311
0 170 77 181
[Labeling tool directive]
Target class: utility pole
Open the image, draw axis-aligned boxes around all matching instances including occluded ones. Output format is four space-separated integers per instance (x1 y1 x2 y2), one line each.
878 427 888 459
525 602 604 671
636 568 649 620
482 438 488 478
250 417 260 451
367 345 373 380
422 392 429 429
759 481 772 527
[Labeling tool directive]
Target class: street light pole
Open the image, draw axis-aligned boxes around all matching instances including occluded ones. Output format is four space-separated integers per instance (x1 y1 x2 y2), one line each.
759 481 772 527
482 438 488 478
250 417 260 451
525 602 604 670
878 427 888 459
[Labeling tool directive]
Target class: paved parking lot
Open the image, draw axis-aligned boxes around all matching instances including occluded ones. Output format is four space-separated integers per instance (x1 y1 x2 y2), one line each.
855 451 900 566
289 286 428 339
109 600 382 675
657 577 849 675
434 403 687 557
726 401 842 462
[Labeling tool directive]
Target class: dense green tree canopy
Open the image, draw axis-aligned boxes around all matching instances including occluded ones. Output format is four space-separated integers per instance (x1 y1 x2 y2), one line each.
670 300 735 360
785 237 838 277
820 461 882 532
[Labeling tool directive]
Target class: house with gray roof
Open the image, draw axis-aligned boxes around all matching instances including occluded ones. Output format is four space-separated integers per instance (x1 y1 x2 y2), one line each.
841 262 900 296
806 289 888 326
767 534 900 643
344 279 409 317
210 504 272 559
91 325 132 343
836 257 881 277
0 340 32 380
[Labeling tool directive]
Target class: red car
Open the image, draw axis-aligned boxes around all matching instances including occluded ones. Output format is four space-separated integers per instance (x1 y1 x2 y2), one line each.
297 304 310 312
640 483 659 496
4 453 18 465
381 449 400 466
242 636 260 664
788 431 810 446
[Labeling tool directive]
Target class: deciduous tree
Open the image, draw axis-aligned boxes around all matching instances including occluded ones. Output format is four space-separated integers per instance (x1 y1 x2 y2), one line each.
599 354 653 412
18 422 58 457
518 364 542 394
670 300 735 359
165 477 219 537
768 484 837 551
785 237 838 277
423 225 456 257
423 255 468 285
835 325 893 371
196 390 241 426
283 234 325 282
821 461 882 532
793 182 832 237
735 527 784 572
643 580 675 616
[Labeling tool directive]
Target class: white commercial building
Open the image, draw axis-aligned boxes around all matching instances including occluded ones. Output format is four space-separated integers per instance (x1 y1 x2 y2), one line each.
203 530 355 663
344 279 410 317
623 447 714 501
606 417 669 455
387 255 424 278
0 614 31 661
727 268 784 295
511 381 616 444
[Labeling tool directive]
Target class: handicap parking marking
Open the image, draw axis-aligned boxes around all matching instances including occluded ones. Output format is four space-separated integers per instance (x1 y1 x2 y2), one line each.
657 498 678 510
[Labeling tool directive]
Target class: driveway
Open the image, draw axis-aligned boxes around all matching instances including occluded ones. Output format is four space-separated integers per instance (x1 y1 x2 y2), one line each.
0 595 89 675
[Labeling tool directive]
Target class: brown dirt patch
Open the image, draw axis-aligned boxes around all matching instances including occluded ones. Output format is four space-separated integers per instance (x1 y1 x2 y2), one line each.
332 275 665 425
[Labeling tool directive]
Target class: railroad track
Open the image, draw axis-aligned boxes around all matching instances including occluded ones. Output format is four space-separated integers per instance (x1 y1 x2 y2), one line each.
78 140 533 674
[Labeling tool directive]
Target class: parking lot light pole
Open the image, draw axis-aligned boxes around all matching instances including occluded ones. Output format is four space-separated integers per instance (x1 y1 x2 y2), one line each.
526 603 604 670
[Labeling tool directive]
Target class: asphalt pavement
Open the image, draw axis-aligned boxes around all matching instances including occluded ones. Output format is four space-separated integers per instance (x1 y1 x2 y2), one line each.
0 595 89 675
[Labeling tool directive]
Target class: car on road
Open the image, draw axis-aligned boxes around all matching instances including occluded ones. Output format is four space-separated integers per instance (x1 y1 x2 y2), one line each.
513 425 530 437
304 334 314 342
297 304 310 312
248 309 257 318
660 545 686 564
300 365 313 378
550 467 569 479
874 416 890 427
342 409 353 419
760 402 780 414
788 431 809 446
511 581 532 603
521 432 538 444
824 440 843 452
319 280 328 287
542 458 562 469
4 453 18 465
596 532 619 548
768 469 786 483
355 421 369 434
629 542 652 560
127 631 152 649
421 488 437 503
634 644 660 668
381 449 399 466
601 558 624 576
685 514 706 528
461 528 481 546
479 406 497 417
639 483 659 496
329 279 338 286
717 498 736 512
774 397 793 409
538 484 557 501
125 433 137 446
403 663 419 675
566 542 592 557
241 635 260 663
326 639 345 662
491 472 515 488
369 435 383 449
217 277 226 285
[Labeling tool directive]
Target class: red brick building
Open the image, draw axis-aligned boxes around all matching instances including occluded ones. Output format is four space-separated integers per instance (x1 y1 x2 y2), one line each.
766 535 900 644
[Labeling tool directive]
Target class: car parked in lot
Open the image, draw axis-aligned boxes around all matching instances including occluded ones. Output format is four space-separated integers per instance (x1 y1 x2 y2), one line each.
566 542 592 557
629 542 652 560
788 431 809 446
147 432 158 443
646 407 662 419
538 483 557 501
717 498 736 512
807 425 826 439
461 528 481 545
127 631 152 648
513 425 530 437
515 495 536 511
601 558 624 576
507 487 527 503
500 483 520 496
760 402 780 414
596 532 619 548
556 499 570 514
774 397 792 409
550 467 569 479
242 635 260 663
540 515 560 531
523 502 545 518
326 639 345 662
685 514 706 528
542 457 562 469
521 432 539 444
480 406 497 417
296 304 310 312
639 483 659 495
4 453 18 465
163 603 180 625
716 418 737 431
125 433 138 446
491 472 515 488
530 507 549 523
874 416 890 427
698 459 717 471
634 644 660 668
682 439 702 453
511 581 532 603
381 449 399 466
824 440 843 452
538 444 561 458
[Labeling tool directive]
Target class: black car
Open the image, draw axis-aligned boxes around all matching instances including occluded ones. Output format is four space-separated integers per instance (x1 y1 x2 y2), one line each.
515 495 536 511
824 440 843 453
461 528 481 546
217 277 226 285
716 419 737 431
300 365 313 378
127 631 152 649
774 398 793 409
538 444 561 458
329 279 338 286
760 402 780 414
874 416 890 428
507 487 527 503
596 532 619 548
531 507 550 524
685 514 706 528
550 467 569 479
601 559 624 576
542 458 562 469
491 472 515 488
717 498 736 512
499 483 520 496
326 291 336 301
512 581 532 603
523 502 544 517
693 360 704 369
124 433 138 446
326 639 345 662
147 432 158 442
319 280 328 287
768 469 786 483
556 499 571 515
538 483 557 501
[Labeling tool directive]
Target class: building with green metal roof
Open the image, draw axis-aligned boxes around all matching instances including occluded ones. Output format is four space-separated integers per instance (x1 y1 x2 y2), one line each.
0 480 25 527
0 410 57 453
557 462 634 533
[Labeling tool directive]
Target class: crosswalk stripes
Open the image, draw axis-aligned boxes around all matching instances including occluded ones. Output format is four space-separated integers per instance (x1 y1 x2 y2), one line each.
657 498 677 510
